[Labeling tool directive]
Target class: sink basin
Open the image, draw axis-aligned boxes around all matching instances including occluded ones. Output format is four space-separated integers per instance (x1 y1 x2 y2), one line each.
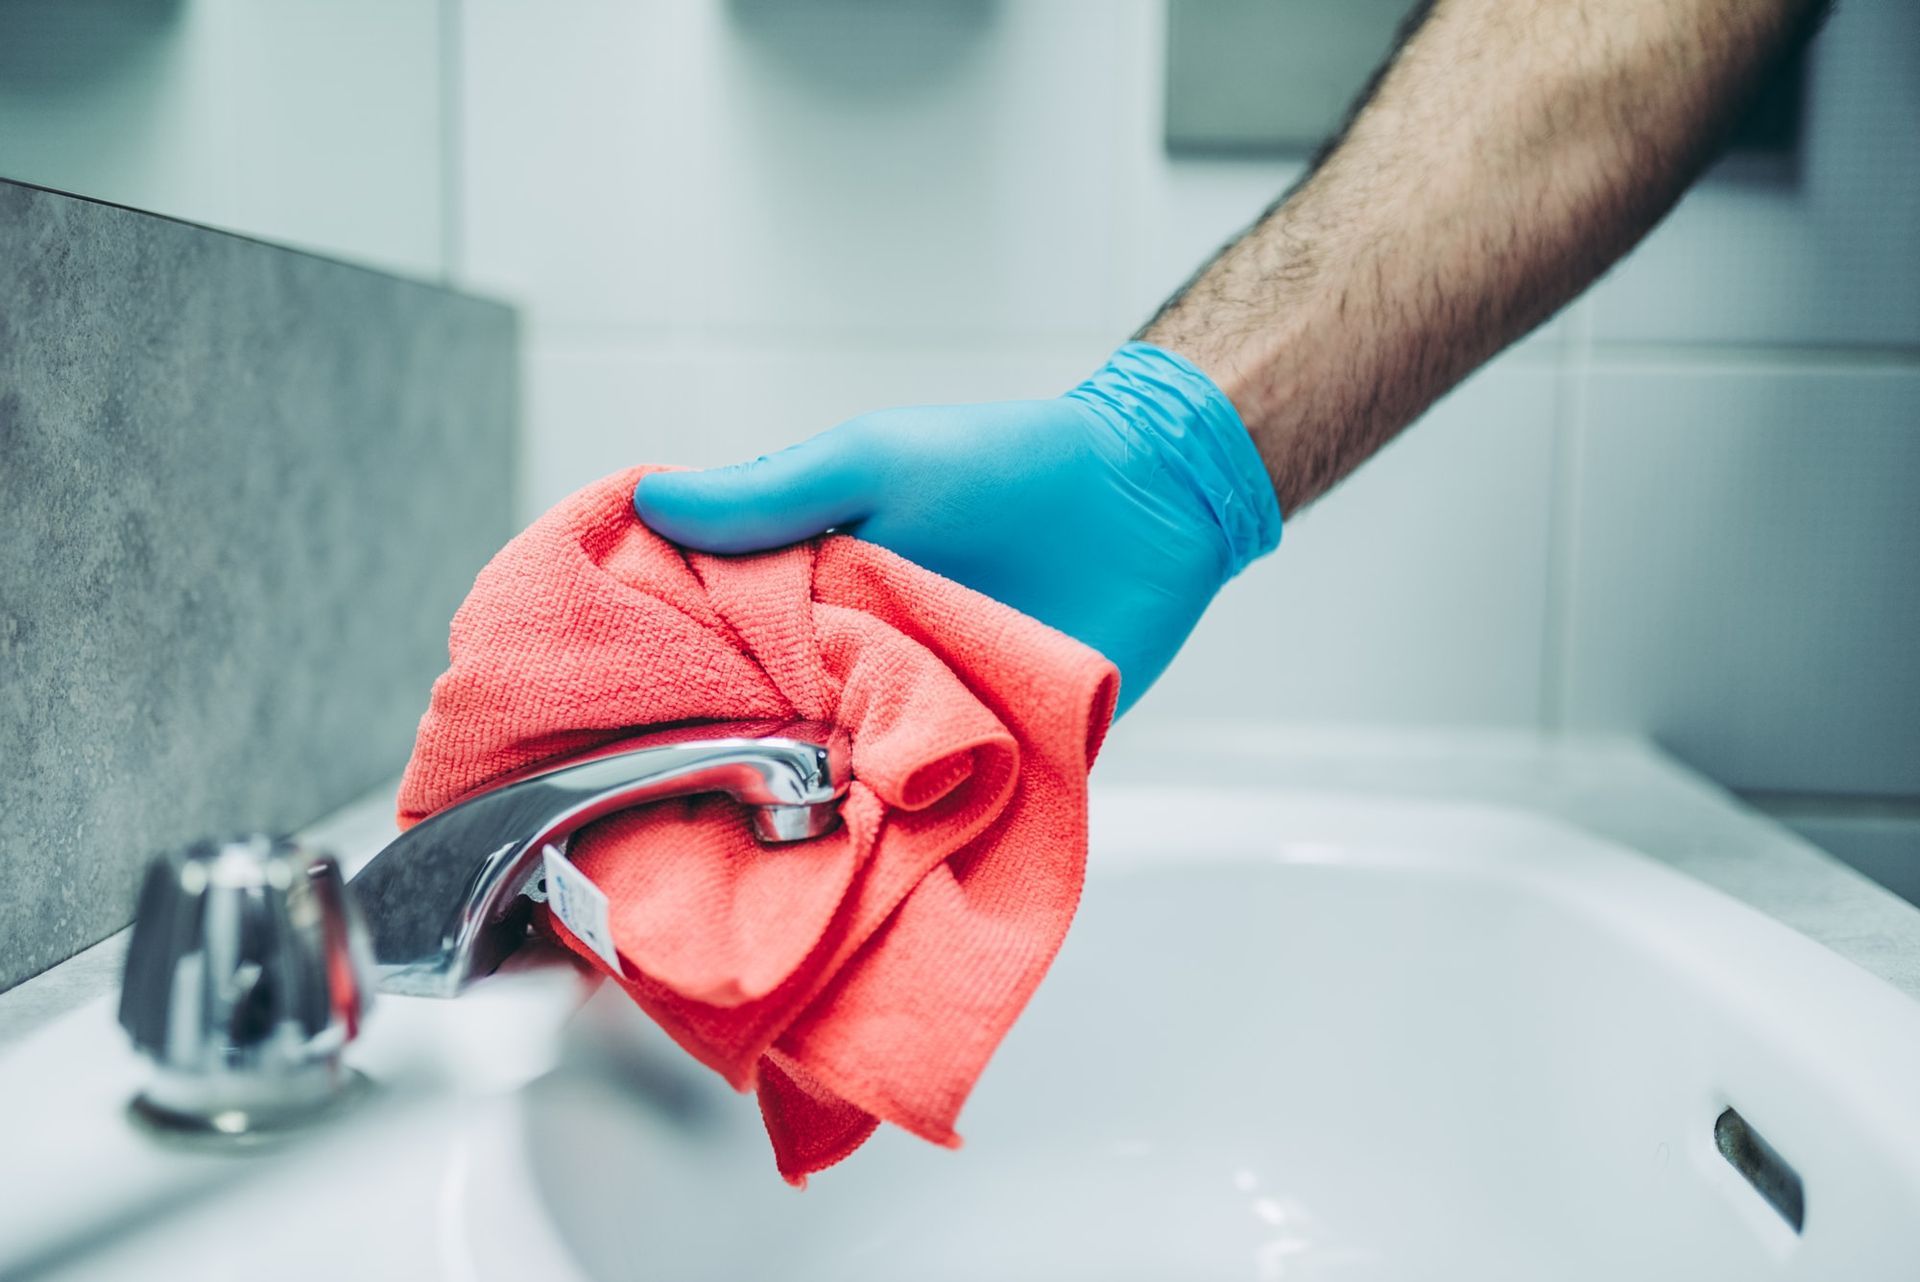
7 783 1920 1280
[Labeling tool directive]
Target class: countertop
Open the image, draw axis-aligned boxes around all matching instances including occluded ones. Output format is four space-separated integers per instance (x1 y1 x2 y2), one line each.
6 723 1918 1052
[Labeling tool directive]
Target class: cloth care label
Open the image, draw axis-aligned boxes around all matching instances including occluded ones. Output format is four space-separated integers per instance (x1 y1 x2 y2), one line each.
541 842 623 972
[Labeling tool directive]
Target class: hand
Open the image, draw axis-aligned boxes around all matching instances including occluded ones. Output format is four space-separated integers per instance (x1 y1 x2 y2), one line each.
633 343 1282 716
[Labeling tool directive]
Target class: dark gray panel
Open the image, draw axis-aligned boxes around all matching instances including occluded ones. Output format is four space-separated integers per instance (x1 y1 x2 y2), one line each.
0 180 517 990
1163 0 1805 159
1164 0 1411 155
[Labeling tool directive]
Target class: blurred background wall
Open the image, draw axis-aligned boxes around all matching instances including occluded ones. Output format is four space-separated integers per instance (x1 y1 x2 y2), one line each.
0 0 510 989
2 0 1915 900
0 0 448 278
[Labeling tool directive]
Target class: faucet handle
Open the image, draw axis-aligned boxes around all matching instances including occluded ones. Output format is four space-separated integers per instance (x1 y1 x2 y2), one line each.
118 836 373 1134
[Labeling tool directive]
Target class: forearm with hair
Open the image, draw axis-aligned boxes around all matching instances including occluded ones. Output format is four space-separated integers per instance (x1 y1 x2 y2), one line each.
1141 0 1825 515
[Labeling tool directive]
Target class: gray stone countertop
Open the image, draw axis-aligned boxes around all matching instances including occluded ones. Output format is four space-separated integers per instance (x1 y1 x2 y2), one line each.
6 723 1917 1052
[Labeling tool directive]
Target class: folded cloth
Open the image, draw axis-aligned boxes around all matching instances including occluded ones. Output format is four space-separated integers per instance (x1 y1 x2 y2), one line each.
397 467 1118 1183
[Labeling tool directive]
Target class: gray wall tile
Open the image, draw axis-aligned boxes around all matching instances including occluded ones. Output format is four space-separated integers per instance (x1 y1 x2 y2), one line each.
1560 365 1920 796
0 180 517 991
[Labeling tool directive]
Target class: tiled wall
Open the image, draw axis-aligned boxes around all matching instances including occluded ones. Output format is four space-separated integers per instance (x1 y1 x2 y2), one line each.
0 0 448 280
455 2 1917 886
0 181 516 990
1557 0 1920 890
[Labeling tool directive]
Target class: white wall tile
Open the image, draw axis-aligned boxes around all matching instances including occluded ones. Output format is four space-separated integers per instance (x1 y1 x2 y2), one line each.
1561 366 1920 795
520 342 701 522
677 338 1112 461
1121 155 1302 330
464 0 1133 340
458 0 696 328
685 0 1131 339
0 0 445 279
1109 0 1299 332
1779 813 1920 908
210 1 444 278
519 336 1112 523
1136 362 1560 727
1586 0 1920 348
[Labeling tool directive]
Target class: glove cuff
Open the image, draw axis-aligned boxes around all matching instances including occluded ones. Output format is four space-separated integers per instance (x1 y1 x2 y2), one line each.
1069 342 1283 579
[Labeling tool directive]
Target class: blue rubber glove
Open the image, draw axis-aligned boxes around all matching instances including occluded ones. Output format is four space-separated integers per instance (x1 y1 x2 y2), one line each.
633 342 1282 716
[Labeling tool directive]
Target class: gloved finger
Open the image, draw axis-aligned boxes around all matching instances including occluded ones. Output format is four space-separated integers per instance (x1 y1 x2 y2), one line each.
633 426 875 554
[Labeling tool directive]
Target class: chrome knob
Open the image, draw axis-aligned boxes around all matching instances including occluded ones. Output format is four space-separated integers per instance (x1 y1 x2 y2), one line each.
118 836 373 1134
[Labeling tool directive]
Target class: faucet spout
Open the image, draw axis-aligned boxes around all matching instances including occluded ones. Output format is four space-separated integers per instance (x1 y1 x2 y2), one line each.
347 721 850 997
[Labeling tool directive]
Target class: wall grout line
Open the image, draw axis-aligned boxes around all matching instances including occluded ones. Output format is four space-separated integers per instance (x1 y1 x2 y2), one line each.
518 324 1131 361
1537 298 1597 733
1111 0 1164 337
1584 341 1920 371
438 0 465 286
502 321 1920 373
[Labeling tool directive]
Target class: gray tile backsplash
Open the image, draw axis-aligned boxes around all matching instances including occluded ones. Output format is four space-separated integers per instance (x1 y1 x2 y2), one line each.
0 179 516 991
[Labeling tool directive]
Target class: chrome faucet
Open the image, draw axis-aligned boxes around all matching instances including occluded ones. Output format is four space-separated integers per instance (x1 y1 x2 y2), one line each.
119 836 373 1134
347 721 851 999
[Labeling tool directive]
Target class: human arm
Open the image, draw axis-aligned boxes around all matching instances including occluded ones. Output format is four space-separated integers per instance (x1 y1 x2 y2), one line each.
635 0 1825 713
1143 0 1826 512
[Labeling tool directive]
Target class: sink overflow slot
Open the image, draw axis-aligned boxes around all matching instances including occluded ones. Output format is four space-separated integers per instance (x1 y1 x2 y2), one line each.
1713 1106 1805 1234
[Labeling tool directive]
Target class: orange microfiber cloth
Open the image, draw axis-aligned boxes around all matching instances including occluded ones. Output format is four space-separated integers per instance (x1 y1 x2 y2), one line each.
397 467 1118 1183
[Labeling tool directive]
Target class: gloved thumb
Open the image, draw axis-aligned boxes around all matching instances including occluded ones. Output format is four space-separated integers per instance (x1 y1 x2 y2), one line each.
633 427 873 554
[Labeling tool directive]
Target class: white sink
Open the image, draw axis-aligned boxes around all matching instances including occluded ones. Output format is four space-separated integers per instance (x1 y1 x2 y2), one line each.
6 781 1920 1280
